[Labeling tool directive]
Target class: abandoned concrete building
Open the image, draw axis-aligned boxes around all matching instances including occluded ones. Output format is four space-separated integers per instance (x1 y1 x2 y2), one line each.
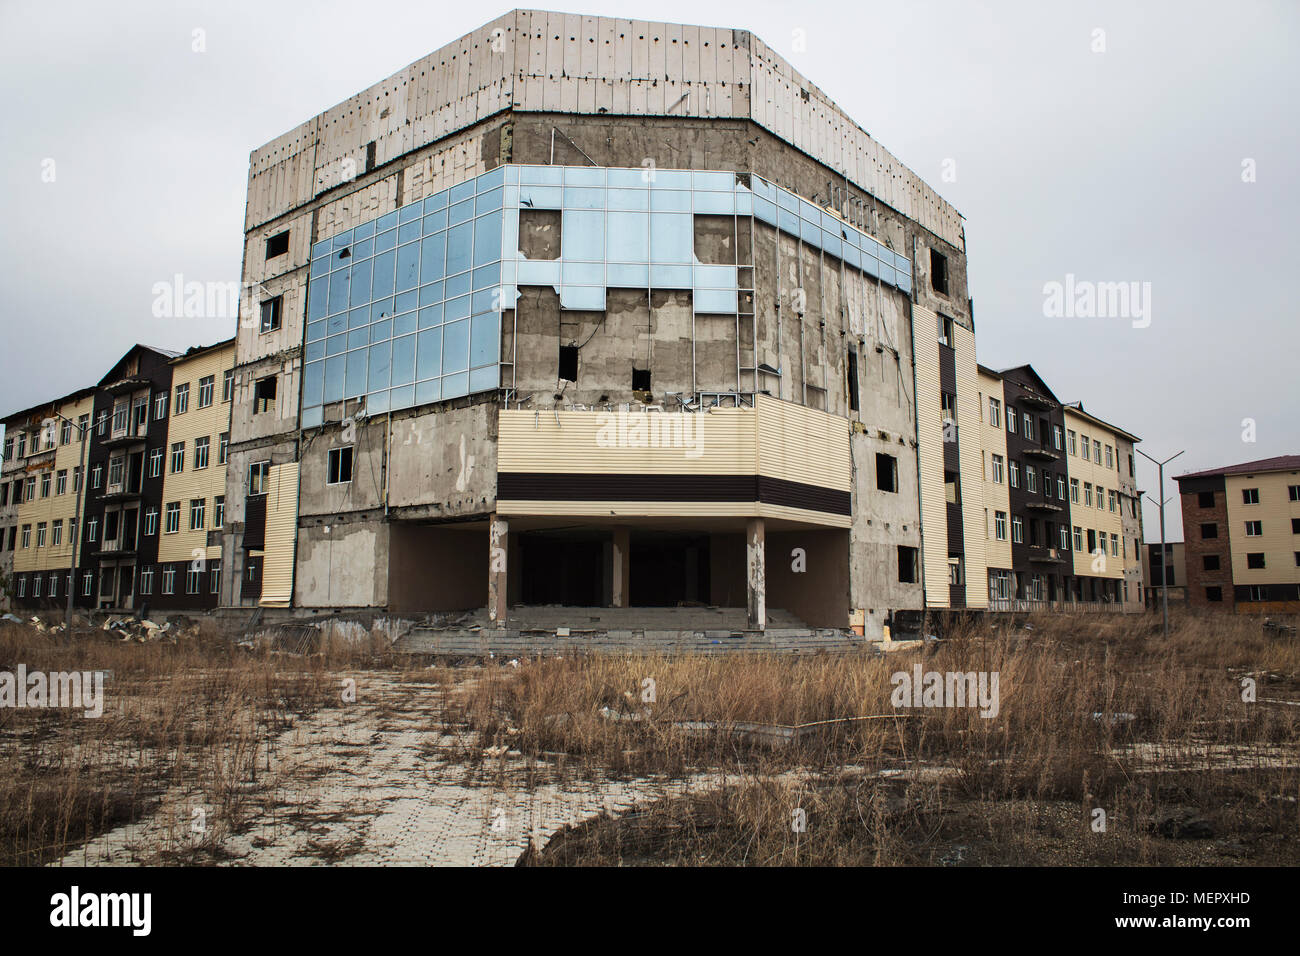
213 10 1142 634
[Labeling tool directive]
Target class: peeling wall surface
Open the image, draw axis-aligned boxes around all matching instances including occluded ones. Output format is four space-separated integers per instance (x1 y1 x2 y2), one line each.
218 10 989 627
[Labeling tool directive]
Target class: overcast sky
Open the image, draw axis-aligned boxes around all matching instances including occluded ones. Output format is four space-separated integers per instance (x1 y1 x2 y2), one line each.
1 0 1296 539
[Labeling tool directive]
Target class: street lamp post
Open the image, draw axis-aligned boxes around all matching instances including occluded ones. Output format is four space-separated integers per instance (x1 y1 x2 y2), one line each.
1137 447 1184 639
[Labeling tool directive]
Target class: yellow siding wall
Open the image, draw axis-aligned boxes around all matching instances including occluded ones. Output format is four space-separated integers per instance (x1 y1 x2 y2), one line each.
977 369 1012 572
1064 409 1125 579
912 305 948 607
496 395 851 526
260 462 300 607
158 345 235 563
953 325 987 608
1225 471 1300 585
498 405 755 476
12 395 94 574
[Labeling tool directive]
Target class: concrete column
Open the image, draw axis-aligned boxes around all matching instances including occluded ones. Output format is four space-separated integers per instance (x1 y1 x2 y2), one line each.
746 517 766 631
611 527 631 608
488 515 508 624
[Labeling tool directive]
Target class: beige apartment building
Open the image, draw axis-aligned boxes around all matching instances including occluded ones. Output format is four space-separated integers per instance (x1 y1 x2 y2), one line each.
7 394 94 603
1176 455 1300 613
149 339 236 610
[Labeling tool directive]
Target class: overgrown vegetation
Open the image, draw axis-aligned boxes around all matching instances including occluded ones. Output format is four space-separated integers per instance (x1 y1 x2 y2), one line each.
0 620 401 866
456 611 1300 865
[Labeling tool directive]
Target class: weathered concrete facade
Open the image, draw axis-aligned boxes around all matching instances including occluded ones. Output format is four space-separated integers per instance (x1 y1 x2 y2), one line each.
216 9 968 637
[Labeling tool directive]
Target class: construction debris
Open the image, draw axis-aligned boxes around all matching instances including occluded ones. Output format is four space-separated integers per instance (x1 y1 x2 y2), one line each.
98 616 198 643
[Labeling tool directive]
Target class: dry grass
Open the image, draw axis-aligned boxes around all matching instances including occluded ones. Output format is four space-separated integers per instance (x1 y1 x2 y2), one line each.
3 609 1296 867
455 610 1300 865
0 619 417 866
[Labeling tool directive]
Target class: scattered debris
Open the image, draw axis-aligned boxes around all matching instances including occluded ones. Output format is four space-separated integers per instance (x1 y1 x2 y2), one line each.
1150 808 1215 840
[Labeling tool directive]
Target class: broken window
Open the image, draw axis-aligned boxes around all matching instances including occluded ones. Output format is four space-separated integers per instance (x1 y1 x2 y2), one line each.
558 345 578 382
875 453 898 493
265 230 290 259
260 296 283 334
1198 490 1215 508
944 470 961 505
930 248 949 295
937 314 954 347
1200 522 1218 539
519 209 562 260
897 546 919 584
632 368 652 393
249 461 270 496
1202 554 1220 571
1246 552 1265 569
254 376 277 414
846 348 859 412
327 446 354 485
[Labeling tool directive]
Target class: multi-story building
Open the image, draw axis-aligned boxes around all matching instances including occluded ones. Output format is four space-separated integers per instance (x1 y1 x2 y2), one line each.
922 362 1145 613
1 341 236 615
1142 541 1187 608
1175 455 1300 613
213 9 1145 633
147 340 236 611
2 389 95 608
218 9 967 636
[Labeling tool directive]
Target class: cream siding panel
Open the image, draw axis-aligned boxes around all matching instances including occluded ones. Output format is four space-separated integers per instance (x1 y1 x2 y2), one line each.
158 345 235 564
498 407 755 475
1225 472 1300 585
978 371 1012 571
1063 409 1126 579
954 326 987 608
753 395 851 492
259 462 300 607
11 395 94 574
912 305 948 607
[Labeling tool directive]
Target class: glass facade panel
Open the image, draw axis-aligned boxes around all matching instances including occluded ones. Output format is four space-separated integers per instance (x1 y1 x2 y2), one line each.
303 164 910 423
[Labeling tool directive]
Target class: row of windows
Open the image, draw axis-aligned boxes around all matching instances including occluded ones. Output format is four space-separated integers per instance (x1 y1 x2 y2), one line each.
162 432 230 475
986 509 1129 558
987 452 1134 517
1 371 233 466
988 570 1128 603
1 466 83 506
11 562 221 599
1236 485 1300 506
1200 518 1300 539
1 415 89 460
985 399 1134 478
5 494 225 551
2 432 230 507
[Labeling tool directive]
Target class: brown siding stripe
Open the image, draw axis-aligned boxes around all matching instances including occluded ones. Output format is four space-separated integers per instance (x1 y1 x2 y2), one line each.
497 473 852 517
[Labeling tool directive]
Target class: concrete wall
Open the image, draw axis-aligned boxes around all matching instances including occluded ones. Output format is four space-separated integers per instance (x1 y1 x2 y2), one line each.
294 516 389 609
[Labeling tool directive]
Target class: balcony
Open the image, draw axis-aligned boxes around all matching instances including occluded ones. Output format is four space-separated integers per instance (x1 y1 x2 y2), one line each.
100 481 143 503
1022 445 1061 462
1025 498 1064 513
103 376 151 396
93 539 137 559
1027 545 1066 564
102 422 149 448
1017 390 1056 411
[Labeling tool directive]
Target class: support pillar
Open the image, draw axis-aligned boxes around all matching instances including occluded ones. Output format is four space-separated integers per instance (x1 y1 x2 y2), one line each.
488 514 508 624
746 517 766 631
611 527 630 609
